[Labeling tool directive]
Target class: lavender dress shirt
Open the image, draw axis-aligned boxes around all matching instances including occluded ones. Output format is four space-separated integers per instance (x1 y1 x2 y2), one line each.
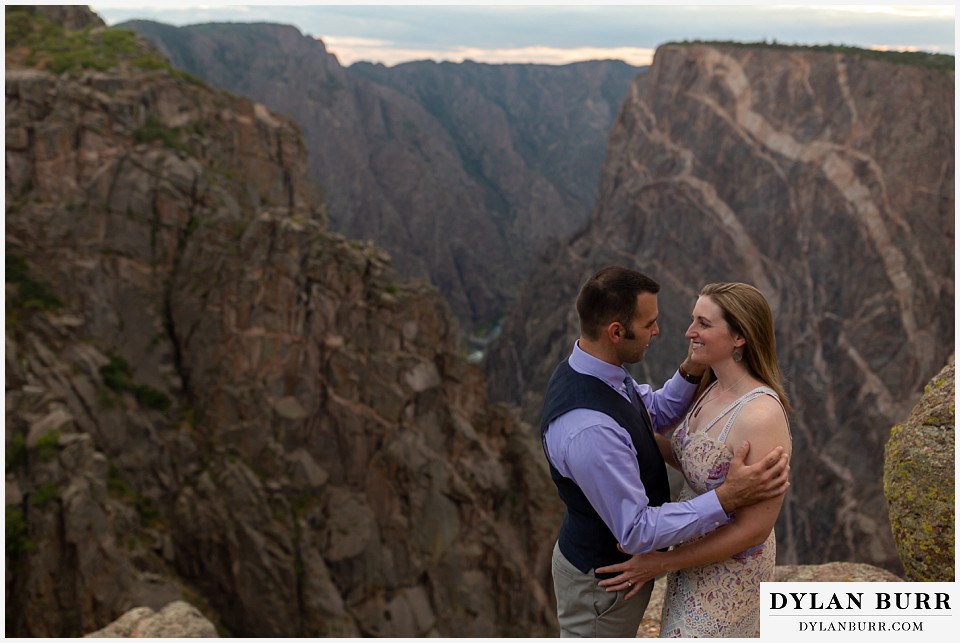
544 342 731 557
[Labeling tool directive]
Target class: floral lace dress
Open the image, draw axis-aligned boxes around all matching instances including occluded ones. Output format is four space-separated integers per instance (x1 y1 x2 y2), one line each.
659 384 781 638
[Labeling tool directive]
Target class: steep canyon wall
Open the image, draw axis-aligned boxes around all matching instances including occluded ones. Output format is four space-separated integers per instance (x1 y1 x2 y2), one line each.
5 7 560 636
122 20 641 332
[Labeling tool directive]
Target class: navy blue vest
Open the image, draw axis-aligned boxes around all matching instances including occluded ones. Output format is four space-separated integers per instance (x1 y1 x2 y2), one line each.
540 359 670 574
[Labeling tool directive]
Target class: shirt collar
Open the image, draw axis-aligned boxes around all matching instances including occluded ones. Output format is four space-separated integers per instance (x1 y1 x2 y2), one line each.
569 340 628 390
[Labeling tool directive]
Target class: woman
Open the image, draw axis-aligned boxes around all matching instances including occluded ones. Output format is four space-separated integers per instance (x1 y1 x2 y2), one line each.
596 282 792 637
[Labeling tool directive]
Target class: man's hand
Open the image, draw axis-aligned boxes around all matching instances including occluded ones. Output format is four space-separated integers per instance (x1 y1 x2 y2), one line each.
715 441 789 513
679 345 707 380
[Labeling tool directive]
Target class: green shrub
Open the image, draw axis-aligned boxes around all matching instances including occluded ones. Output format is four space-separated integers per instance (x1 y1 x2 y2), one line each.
134 495 160 526
670 39 954 73
5 8 35 48
5 254 62 312
107 462 161 526
100 27 140 55
100 355 172 412
134 385 171 412
31 482 60 508
7 8 181 77
36 429 61 462
132 117 206 155
133 116 184 150
5 434 27 472
107 462 132 497
5 506 34 558
100 355 134 392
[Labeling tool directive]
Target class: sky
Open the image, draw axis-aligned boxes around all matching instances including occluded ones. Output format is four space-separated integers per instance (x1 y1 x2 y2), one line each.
88 2 956 68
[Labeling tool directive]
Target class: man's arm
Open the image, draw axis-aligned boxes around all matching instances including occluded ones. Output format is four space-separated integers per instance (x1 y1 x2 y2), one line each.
549 412 730 555
636 371 697 432
597 498 782 598
597 400 791 597
636 348 708 432
546 410 788 556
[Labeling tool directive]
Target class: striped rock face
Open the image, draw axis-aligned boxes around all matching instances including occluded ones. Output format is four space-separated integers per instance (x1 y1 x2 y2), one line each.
486 43 954 574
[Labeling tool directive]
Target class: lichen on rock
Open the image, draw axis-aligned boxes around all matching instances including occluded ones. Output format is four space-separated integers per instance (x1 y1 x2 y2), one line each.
883 358 955 581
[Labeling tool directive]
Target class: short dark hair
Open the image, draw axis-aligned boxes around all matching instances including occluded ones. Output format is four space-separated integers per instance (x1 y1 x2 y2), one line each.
576 266 660 340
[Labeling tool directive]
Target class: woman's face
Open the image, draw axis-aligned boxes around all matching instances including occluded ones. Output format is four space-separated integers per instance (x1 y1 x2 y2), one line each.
685 295 742 365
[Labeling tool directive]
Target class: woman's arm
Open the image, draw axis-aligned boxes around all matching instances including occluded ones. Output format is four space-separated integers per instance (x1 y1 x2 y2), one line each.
596 496 784 598
666 396 791 564
664 486 784 572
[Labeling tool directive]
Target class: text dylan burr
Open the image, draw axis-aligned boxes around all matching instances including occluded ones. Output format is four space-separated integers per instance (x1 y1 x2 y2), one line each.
770 592 951 610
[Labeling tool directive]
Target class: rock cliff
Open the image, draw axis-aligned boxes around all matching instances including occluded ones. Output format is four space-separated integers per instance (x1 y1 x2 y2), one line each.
884 358 955 581
5 7 560 636
119 19 640 332
486 42 955 573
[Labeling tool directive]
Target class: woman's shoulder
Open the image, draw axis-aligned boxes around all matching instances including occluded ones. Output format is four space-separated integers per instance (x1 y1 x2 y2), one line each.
737 386 787 420
727 389 791 455
739 391 786 421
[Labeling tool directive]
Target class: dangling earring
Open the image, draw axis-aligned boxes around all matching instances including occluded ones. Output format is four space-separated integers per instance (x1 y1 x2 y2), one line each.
732 348 743 363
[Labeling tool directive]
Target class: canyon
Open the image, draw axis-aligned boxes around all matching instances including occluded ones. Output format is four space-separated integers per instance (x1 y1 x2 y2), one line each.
5 5 954 637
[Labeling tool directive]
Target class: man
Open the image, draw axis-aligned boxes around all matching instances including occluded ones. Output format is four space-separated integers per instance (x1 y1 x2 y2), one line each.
541 266 789 637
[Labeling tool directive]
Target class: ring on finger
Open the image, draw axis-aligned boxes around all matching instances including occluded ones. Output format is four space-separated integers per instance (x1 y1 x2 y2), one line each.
627 581 633 588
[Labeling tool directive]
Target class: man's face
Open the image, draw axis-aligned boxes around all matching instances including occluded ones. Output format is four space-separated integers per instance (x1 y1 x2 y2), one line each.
619 292 660 363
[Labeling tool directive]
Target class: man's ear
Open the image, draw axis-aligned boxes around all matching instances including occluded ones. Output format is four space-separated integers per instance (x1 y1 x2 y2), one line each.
607 321 623 343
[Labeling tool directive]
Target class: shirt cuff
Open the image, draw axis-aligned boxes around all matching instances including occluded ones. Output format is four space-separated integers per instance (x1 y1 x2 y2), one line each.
693 490 733 529
670 369 700 390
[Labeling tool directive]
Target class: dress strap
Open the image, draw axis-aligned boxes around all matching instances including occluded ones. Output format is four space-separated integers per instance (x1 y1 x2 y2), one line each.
699 385 747 434
716 387 780 443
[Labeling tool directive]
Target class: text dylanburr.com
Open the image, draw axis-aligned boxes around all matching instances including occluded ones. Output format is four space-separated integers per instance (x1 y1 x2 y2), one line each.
761 582 956 639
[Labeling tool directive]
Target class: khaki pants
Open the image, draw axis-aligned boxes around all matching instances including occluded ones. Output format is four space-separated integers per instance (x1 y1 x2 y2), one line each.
552 541 653 637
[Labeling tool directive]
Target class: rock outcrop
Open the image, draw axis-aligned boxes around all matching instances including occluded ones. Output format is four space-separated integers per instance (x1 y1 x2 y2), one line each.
120 19 641 333
486 42 955 573
85 601 218 637
6 7 560 637
883 358 955 581
773 562 903 583
33 4 105 30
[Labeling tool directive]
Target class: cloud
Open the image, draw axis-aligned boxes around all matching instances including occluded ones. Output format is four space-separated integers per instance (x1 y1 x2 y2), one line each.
93 3 956 66
321 38 656 67
783 4 956 19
